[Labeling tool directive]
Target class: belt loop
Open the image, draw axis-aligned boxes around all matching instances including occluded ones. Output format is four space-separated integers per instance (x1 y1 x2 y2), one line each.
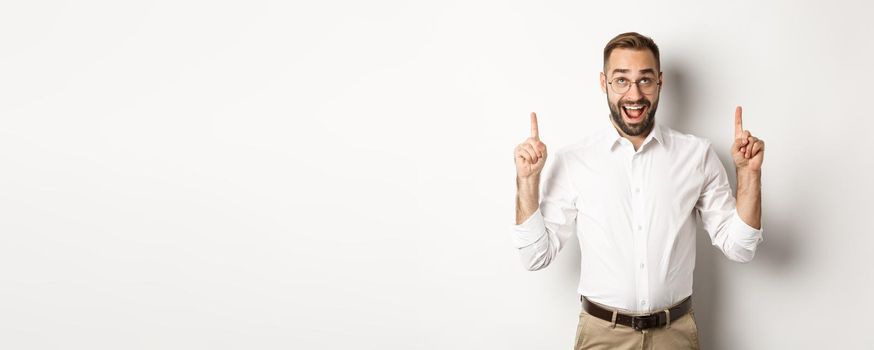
610 310 618 329
664 309 671 329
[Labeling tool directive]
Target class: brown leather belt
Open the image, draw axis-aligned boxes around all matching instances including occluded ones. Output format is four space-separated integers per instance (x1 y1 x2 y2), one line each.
580 295 692 332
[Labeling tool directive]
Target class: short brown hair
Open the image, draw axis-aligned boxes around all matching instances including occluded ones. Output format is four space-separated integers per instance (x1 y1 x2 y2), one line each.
603 32 660 72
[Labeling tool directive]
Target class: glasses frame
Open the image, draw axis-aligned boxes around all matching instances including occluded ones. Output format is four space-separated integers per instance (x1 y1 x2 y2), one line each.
605 75 661 95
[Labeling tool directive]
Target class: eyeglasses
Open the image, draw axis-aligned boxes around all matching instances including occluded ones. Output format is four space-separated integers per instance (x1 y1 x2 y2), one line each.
606 77 660 95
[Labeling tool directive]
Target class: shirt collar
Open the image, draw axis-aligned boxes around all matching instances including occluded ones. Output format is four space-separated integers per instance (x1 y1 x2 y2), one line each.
603 117 665 152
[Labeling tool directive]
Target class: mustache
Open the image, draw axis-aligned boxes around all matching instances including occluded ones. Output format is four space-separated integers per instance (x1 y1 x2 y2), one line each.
619 99 651 107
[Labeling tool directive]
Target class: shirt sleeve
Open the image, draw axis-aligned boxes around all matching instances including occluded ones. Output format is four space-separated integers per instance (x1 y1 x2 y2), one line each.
509 150 578 271
695 142 764 263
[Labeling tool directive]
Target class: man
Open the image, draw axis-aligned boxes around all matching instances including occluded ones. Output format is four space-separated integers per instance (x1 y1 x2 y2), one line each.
511 32 764 350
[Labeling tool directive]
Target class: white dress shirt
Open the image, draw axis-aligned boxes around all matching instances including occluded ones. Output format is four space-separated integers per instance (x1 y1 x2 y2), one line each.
511 119 764 314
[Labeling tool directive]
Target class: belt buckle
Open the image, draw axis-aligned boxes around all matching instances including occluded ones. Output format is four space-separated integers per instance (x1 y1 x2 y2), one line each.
631 314 657 331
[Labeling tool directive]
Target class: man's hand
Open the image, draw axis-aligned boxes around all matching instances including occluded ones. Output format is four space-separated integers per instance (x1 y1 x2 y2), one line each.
515 112 547 224
515 112 548 179
732 106 764 172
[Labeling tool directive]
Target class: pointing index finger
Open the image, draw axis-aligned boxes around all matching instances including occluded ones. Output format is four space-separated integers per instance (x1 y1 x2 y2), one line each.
734 106 743 139
530 112 539 139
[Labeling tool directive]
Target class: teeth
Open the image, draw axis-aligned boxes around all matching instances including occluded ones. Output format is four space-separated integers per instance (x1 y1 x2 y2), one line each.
624 106 644 110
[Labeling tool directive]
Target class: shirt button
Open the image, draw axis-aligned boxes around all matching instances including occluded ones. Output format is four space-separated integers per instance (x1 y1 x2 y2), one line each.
639 263 645 269
635 187 641 193
637 225 642 231
640 300 647 306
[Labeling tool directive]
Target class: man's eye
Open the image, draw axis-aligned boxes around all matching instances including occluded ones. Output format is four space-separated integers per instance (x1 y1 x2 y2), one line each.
640 78 652 84
615 78 627 84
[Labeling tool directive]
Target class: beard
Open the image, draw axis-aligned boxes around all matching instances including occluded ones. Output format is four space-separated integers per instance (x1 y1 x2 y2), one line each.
608 95 658 137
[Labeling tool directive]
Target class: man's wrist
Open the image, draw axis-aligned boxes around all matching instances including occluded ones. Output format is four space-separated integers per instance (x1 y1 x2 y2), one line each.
736 167 761 197
517 174 541 188
736 167 762 177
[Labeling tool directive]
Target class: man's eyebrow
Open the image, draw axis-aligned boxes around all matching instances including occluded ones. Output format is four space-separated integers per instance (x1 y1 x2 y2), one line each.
610 68 657 76
610 68 630 75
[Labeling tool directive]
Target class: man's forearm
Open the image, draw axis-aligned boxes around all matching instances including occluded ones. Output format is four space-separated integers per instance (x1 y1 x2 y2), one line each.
736 169 762 229
516 175 540 225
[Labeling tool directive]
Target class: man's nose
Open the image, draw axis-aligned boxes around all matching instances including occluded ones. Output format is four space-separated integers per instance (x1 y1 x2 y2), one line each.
625 82 643 99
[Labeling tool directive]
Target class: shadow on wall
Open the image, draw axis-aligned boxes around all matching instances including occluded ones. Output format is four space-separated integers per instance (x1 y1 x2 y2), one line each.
663 61 799 350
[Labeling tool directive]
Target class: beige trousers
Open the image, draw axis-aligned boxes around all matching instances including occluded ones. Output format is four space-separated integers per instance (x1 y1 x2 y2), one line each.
573 303 701 350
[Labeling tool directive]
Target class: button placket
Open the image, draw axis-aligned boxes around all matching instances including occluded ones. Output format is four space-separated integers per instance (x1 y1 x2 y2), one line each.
631 152 649 313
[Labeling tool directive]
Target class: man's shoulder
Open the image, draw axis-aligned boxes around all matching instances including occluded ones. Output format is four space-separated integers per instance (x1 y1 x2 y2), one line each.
660 125 714 151
554 128 608 158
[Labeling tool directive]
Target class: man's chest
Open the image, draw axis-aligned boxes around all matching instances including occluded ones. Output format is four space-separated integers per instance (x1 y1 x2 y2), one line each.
566 150 706 223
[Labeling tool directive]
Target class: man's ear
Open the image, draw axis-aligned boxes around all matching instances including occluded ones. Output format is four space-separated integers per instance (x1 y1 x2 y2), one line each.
658 71 664 90
600 72 607 94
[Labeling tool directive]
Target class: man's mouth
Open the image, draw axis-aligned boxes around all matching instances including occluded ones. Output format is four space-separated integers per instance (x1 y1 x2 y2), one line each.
621 104 647 122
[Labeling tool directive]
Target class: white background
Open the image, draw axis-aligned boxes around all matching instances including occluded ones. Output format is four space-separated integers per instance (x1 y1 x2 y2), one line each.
1 0 872 349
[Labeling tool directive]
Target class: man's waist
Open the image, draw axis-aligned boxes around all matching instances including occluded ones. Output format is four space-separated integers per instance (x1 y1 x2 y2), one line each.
579 293 692 315
580 294 693 332
577 288 692 315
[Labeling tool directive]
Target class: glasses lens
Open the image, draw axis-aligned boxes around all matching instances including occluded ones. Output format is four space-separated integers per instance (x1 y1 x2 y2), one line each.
639 81 657 94
611 79 629 94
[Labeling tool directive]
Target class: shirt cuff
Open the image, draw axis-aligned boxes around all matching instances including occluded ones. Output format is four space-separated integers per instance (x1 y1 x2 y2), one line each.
510 208 546 248
731 209 764 246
